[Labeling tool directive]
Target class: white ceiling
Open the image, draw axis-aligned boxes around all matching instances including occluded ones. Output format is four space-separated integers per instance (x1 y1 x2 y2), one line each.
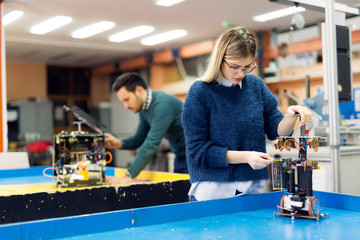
3 0 360 67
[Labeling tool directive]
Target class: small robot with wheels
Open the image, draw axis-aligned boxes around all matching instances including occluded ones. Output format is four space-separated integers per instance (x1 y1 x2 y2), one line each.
272 116 328 220
52 105 111 188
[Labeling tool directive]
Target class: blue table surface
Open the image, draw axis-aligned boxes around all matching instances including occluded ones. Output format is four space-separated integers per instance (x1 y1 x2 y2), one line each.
52 207 359 240
1 167 360 240
1 190 360 240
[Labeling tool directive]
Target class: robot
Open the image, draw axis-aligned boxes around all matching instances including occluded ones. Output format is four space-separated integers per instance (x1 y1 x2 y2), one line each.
53 105 111 188
272 115 328 220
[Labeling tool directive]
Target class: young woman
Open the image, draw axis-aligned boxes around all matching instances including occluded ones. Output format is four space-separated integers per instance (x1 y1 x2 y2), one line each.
182 26 312 201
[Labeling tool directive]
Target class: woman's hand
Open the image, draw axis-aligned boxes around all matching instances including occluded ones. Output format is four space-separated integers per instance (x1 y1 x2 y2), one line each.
287 105 312 126
227 150 273 170
245 151 273 170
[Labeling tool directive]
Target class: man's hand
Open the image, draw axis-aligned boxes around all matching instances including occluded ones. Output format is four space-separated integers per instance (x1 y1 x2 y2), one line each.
105 176 132 185
104 133 122 149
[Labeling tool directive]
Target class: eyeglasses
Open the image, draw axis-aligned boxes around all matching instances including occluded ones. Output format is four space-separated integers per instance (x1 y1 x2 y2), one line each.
223 59 257 74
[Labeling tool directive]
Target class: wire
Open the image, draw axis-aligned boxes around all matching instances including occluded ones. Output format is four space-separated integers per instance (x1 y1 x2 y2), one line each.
77 158 86 169
106 151 112 164
61 146 70 153
279 138 305 152
43 167 57 179
308 141 319 152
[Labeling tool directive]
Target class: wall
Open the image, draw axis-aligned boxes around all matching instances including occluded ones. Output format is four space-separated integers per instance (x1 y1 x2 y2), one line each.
6 61 47 101
268 74 360 113
89 74 111 107
4 60 204 106
267 58 360 113
6 61 112 108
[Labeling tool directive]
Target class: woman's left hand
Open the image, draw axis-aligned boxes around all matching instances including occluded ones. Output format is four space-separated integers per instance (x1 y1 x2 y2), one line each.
287 105 312 126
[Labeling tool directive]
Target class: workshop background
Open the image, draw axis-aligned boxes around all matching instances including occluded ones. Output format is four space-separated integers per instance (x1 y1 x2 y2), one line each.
1 0 360 193
2 1 360 239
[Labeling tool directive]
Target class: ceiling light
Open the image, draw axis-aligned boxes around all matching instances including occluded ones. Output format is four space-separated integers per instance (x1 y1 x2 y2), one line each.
141 29 187 46
155 0 185 7
253 6 306 22
3 10 24 26
72 21 115 39
272 0 359 15
30 16 72 35
109 25 155 43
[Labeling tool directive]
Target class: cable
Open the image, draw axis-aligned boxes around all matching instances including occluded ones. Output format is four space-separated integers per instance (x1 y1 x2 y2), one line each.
43 167 57 179
106 151 112 164
280 138 305 152
77 158 86 169
61 146 70 153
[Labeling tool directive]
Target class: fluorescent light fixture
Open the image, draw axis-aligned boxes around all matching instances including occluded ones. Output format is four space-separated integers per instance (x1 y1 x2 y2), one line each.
334 2 359 15
109 25 155 43
30 16 72 35
141 29 187 46
253 6 306 22
274 0 359 15
3 10 24 26
155 0 185 7
72 21 115 39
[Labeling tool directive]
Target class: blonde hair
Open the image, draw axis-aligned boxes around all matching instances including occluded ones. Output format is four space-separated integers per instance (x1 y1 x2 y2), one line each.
199 26 257 83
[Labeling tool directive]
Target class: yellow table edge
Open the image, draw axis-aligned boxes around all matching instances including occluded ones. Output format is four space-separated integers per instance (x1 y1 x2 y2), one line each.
0 168 189 196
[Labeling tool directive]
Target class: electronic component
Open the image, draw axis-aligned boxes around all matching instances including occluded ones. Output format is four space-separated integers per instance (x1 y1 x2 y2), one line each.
52 105 111 188
272 115 328 220
272 156 292 191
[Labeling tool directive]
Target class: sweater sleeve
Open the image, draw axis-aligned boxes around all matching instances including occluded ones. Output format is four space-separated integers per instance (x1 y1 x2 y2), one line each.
127 102 175 178
182 83 229 169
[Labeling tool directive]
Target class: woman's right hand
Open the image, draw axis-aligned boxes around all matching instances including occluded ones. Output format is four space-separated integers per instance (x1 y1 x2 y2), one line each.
226 150 273 170
245 151 273 170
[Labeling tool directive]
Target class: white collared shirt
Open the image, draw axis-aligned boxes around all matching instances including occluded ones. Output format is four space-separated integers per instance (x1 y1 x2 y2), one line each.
142 89 152 111
220 77 242 88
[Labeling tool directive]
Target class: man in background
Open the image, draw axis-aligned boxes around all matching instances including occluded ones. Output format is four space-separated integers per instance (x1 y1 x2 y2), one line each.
105 72 188 184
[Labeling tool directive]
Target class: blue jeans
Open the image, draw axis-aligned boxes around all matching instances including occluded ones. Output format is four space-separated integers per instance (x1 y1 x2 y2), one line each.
174 155 188 174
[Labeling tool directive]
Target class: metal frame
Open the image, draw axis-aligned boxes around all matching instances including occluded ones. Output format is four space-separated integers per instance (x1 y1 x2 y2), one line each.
272 0 359 192
270 0 360 15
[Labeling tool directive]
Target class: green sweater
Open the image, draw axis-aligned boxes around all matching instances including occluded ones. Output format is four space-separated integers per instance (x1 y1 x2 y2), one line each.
122 91 186 177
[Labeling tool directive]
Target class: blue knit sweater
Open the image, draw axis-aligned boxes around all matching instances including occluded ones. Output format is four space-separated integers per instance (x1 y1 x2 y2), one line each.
182 74 284 183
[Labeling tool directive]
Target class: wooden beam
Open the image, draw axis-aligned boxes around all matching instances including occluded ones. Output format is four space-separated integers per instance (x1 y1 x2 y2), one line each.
180 39 215 58
92 29 360 77
92 63 118 76
119 56 147 71
153 50 174 64
288 37 322 55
